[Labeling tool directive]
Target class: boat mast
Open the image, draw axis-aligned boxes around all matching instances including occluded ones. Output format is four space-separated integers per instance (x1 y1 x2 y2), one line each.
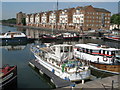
56 0 58 31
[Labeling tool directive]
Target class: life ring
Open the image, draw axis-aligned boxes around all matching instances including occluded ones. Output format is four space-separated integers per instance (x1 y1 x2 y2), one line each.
103 57 108 62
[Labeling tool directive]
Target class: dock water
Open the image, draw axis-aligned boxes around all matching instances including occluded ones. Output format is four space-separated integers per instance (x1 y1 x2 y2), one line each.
29 59 75 88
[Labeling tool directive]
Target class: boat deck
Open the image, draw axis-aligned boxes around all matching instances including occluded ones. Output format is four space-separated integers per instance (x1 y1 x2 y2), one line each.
39 47 54 54
29 59 75 88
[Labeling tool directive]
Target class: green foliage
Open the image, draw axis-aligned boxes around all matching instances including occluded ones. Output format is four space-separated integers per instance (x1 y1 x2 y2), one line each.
110 14 120 25
22 18 26 25
2 18 16 24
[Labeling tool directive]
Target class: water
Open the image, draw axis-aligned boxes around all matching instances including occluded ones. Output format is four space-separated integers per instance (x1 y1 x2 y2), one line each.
1 25 51 88
1 25 120 88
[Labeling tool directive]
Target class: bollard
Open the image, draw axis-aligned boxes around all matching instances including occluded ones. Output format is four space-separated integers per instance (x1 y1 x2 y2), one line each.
82 80 84 84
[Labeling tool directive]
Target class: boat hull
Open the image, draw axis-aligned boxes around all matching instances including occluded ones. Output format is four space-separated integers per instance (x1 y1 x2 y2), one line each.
104 36 120 42
0 37 35 44
34 55 90 81
90 62 120 74
0 66 17 89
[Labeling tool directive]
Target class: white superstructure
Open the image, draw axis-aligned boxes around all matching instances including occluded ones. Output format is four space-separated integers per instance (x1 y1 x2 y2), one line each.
0 32 26 38
31 44 90 81
74 43 120 64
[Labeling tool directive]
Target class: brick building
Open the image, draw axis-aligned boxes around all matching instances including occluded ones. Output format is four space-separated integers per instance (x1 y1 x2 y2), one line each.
24 5 111 31
26 14 31 26
16 12 26 25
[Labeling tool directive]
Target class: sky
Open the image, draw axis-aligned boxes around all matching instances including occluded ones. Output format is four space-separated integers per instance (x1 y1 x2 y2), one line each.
1 1 119 20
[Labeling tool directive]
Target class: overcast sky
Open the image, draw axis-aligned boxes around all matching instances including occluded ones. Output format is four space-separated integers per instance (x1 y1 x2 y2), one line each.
1 1 119 20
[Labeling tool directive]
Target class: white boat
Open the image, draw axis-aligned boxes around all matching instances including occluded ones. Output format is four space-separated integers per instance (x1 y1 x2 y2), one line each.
104 35 120 42
74 43 120 74
0 31 27 39
31 44 90 81
0 31 34 43
104 30 120 42
56 33 79 40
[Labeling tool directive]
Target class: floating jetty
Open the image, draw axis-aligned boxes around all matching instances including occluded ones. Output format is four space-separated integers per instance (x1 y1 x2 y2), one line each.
29 59 75 88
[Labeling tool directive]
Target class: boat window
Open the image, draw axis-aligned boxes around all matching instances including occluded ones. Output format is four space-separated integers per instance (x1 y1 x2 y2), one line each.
92 50 99 55
70 46 73 52
16 33 21 35
7 33 11 35
52 47 55 51
77 48 79 51
82 48 85 52
86 49 89 53
103 50 105 54
90 49 92 54
87 49 91 54
107 51 109 55
64 46 69 52
116 51 120 54
99 50 101 54
61 46 72 52
77 47 83 52
111 51 115 56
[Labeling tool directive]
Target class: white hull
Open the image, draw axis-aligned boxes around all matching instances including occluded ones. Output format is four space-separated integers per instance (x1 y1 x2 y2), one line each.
34 54 90 81
74 51 113 64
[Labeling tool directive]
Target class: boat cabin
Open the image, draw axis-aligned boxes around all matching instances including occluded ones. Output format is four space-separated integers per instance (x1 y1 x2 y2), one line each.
1 32 26 38
74 43 120 64
50 44 73 62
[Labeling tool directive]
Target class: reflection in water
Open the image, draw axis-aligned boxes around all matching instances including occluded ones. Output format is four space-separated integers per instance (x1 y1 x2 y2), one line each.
0 41 28 51
17 27 120 49
1 45 26 51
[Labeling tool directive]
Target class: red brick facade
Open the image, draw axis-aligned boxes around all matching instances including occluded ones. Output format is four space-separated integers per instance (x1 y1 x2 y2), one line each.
25 5 111 31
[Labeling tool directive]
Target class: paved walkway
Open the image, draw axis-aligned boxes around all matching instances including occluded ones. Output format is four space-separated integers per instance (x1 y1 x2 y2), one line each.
56 75 119 89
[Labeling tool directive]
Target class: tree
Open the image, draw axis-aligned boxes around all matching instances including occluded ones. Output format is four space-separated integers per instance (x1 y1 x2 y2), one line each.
110 14 120 29
22 18 26 25
2 18 16 24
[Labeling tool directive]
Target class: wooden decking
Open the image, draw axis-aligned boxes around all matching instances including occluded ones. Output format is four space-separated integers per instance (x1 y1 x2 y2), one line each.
29 59 75 88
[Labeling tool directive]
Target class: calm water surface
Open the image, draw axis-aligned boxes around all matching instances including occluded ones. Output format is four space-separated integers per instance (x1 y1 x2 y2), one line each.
1 25 120 88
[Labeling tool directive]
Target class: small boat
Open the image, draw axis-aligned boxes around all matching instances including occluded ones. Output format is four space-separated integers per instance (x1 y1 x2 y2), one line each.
103 30 120 42
74 43 120 74
39 33 80 41
56 33 80 40
0 65 17 89
30 44 91 82
39 34 57 40
0 31 35 43
104 35 120 42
